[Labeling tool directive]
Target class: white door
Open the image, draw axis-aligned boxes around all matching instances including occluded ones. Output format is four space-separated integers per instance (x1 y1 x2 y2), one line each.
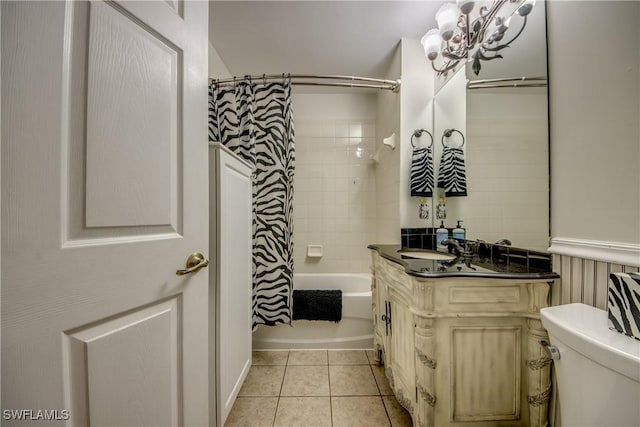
1 1 210 426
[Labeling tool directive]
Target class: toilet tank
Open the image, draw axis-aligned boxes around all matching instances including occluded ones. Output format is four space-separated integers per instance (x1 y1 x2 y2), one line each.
540 303 640 427
540 304 640 427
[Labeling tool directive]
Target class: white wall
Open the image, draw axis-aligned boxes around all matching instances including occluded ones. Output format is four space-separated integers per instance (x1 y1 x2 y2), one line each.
208 41 231 79
374 38 437 241
375 44 402 243
399 38 436 228
433 67 467 228
548 1 640 248
293 93 377 273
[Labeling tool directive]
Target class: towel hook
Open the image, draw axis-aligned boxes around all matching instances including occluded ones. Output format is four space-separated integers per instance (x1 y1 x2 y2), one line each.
442 128 465 148
411 129 433 149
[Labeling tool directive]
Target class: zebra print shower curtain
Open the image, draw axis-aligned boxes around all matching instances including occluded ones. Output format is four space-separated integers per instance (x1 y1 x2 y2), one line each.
208 78 295 329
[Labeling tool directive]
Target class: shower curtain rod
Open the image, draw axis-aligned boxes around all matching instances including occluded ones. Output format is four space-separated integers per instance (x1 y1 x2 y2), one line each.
467 83 547 89
210 74 401 92
467 76 547 89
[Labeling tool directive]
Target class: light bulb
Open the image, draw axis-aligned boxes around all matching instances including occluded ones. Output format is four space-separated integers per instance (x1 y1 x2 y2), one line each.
494 16 511 34
421 29 442 61
518 0 536 16
436 3 458 41
456 0 475 15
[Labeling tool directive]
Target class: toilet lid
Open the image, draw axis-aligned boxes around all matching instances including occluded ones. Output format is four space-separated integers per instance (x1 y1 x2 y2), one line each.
541 303 640 382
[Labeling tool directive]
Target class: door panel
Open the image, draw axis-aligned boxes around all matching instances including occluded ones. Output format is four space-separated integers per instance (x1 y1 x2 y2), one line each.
63 0 185 243
1 1 209 425
85 1 179 228
451 325 522 421
64 298 181 426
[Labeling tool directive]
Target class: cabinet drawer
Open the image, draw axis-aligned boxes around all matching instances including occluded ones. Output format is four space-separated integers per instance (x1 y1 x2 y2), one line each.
449 286 522 304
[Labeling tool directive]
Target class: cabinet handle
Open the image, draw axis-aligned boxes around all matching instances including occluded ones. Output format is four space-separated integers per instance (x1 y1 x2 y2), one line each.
381 314 388 336
382 301 392 336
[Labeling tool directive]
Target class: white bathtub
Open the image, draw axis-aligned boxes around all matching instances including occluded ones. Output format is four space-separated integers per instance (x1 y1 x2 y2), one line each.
252 273 374 350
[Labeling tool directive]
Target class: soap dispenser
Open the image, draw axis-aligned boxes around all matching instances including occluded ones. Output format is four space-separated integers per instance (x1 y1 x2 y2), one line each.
453 220 465 245
436 221 448 252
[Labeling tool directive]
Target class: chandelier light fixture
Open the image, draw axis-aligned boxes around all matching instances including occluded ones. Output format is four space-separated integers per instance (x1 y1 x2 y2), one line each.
421 0 536 77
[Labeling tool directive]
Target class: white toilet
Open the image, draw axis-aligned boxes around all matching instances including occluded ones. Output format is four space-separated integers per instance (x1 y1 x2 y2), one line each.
540 303 640 427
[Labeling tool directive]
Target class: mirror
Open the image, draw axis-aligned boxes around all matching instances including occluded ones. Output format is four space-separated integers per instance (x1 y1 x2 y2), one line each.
431 0 549 251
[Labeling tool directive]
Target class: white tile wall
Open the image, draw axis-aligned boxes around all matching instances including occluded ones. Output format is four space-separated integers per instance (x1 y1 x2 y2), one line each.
464 91 549 251
294 118 377 273
374 68 402 244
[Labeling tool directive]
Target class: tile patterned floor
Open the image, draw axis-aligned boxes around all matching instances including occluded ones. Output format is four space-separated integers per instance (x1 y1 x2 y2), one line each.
224 350 413 427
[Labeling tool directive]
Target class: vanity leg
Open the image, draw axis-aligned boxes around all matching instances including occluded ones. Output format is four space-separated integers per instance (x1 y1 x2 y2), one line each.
527 318 552 427
374 344 383 366
371 275 384 366
414 317 437 427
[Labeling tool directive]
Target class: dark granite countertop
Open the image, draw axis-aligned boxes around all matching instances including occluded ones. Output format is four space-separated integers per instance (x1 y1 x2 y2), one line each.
368 244 560 280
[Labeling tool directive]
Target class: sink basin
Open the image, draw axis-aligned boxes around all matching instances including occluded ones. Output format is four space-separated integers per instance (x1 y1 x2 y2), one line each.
397 249 455 261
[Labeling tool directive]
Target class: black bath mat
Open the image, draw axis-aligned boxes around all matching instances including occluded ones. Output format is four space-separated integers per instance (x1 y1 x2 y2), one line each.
292 289 342 322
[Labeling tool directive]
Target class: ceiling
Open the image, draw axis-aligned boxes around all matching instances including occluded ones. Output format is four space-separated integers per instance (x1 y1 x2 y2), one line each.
209 1 444 79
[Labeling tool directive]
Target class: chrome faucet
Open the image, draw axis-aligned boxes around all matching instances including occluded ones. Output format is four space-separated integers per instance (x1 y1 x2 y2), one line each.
442 239 465 256
494 239 512 246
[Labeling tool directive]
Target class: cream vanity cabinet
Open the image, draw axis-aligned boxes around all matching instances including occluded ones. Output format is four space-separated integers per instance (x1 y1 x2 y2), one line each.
371 251 553 427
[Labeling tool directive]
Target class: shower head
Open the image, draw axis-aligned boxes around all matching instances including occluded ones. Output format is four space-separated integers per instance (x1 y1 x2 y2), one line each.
370 132 397 164
382 133 396 150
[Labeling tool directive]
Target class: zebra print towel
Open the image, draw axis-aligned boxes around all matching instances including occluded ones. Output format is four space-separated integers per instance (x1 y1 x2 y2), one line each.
437 146 467 197
608 272 640 341
410 146 434 197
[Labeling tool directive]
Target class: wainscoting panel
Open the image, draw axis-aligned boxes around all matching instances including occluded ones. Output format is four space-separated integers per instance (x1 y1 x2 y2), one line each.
551 254 639 309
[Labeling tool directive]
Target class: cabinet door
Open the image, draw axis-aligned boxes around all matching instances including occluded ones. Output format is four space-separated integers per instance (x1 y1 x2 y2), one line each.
436 318 527 425
373 274 388 356
388 290 416 411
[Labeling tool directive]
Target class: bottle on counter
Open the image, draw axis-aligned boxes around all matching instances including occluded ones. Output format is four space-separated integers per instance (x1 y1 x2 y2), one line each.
436 221 449 252
453 220 465 245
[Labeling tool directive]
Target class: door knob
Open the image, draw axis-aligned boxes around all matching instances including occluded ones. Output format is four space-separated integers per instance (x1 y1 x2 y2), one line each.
176 252 209 276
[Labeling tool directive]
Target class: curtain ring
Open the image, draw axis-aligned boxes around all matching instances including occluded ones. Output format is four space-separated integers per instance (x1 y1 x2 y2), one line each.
411 129 433 149
441 128 465 148
263 74 266 85
233 76 236 91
